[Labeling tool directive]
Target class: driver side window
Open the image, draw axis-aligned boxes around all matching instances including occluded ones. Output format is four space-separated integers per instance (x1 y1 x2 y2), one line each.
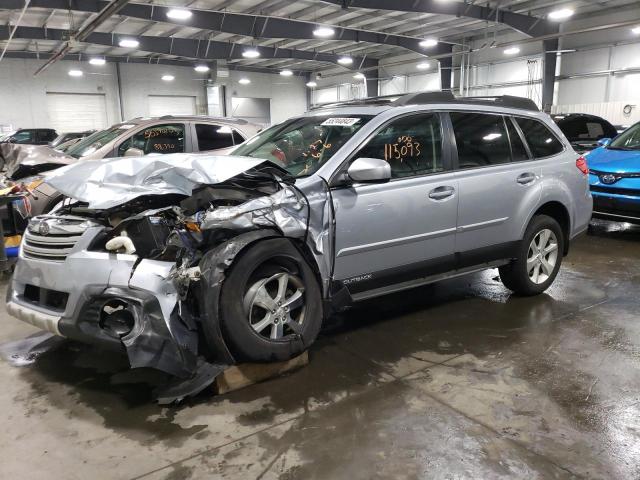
117 123 185 156
356 113 443 179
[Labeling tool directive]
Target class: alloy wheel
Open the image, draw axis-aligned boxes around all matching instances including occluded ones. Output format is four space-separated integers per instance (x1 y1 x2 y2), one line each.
527 228 559 284
243 272 306 340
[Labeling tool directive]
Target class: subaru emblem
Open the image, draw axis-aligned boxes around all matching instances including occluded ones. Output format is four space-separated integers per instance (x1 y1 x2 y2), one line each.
38 221 50 236
600 174 617 185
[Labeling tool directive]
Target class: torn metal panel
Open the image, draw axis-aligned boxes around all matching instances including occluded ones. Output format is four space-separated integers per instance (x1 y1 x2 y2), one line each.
44 153 275 209
198 229 277 365
200 185 307 236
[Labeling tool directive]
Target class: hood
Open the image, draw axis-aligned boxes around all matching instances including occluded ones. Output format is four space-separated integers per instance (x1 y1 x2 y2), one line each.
44 152 284 209
587 146 640 173
0 143 75 178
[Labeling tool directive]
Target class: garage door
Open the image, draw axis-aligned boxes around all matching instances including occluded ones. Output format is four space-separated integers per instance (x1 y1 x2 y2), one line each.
46 93 108 133
148 95 196 116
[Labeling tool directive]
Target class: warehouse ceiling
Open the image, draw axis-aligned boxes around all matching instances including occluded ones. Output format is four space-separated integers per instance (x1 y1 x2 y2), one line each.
0 0 639 74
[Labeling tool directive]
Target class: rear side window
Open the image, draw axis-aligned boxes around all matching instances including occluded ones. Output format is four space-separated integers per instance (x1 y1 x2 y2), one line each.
37 130 56 142
450 112 511 169
506 118 529 162
515 118 564 158
195 124 235 151
232 130 245 145
356 113 443 179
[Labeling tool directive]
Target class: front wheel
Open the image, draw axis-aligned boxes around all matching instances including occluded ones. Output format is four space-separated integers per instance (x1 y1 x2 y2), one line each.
217 238 323 362
499 215 564 296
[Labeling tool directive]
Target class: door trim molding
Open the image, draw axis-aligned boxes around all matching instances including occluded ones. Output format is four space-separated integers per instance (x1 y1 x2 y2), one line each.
336 227 457 258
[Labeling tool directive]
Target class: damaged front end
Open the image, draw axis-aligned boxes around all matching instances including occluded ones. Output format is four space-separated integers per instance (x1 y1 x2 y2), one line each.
6 154 334 402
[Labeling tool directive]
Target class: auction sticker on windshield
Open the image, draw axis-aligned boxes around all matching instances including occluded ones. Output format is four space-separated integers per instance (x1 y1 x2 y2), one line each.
321 118 361 127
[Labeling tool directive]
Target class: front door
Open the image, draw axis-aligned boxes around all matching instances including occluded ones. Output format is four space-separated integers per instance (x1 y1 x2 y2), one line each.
331 112 458 296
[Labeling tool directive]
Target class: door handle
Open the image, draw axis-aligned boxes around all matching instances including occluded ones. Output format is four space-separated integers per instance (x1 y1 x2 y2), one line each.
428 186 455 200
517 173 536 185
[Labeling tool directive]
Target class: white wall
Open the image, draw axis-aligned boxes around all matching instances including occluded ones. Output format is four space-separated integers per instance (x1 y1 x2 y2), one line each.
118 63 207 119
221 70 307 124
0 58 120 130
0 58 308 131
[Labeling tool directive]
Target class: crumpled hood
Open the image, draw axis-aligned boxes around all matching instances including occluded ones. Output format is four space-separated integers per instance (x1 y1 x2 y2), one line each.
0 143 75 177
587 146 640 173
44 152 276 209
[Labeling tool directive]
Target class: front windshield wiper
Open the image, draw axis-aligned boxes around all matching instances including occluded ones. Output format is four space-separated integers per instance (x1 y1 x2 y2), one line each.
607 146 639 151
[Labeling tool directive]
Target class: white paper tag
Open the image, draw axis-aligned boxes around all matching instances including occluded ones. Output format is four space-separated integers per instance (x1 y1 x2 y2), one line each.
321 117 361 127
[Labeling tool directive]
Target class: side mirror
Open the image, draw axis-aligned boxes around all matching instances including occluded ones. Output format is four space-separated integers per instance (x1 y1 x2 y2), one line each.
124 147 144 157
347 157 391 183
597 138 612 147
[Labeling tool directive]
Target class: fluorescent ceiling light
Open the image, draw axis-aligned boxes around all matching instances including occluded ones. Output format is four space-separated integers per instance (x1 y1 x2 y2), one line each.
416 62 431 70
118 38 139 48
504 46 520 55
68 69 83 77
194 65 210 72
353 72 365 79
238 78 251 85
89 57 105 65
161 74 175 81
632 26 640 35
166 9 192 20
242 48 260 58
548 8 574 20
306 81 317 87
337 56 353 65
419 38 438 48
280 69 293 76
313 26 335 38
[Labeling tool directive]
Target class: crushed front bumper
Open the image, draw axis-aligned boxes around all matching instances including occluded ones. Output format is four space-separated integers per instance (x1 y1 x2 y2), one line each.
7 224 199 377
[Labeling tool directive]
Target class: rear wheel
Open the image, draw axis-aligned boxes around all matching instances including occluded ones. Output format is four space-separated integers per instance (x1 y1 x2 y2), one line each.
499 215 564 296
218 238 322 362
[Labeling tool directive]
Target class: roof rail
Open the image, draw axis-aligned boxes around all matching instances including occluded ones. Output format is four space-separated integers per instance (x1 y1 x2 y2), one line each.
391 91 455 106
462 95 539 111
310 92 539 112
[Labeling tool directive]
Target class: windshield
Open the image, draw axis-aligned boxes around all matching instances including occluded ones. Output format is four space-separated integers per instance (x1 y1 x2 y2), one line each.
232 115 374 176
609 122 640 150
66 125 132 158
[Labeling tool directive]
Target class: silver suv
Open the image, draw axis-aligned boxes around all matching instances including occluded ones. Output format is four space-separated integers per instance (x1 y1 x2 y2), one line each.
6 93 592 387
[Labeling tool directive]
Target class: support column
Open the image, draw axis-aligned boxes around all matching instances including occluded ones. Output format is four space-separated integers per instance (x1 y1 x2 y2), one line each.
542 39 558 113
439 56 453 92
439 44 454 92
365 60 379 97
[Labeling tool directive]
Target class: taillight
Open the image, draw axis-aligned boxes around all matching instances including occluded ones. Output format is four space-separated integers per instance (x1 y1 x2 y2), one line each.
576 156 588 175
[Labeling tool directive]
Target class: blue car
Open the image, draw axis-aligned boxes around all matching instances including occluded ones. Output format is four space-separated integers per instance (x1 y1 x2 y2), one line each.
587 121 640 224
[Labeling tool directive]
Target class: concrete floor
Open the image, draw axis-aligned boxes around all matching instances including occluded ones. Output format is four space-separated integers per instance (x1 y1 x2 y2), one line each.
1 219 639 479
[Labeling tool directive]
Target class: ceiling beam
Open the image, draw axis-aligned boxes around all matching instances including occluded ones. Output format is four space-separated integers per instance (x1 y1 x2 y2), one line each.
0 25 379 70
1 50 303 75
0 0 454 56
319 0 558 38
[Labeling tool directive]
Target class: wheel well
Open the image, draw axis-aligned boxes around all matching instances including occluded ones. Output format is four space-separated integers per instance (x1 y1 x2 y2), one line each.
532 202 571 255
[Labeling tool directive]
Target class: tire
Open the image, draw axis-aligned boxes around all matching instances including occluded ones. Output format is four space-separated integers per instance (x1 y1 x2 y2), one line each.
218 238 323 362
499 214 564 296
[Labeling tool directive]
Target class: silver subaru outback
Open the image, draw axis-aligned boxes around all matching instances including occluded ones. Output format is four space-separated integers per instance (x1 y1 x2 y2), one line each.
6 92 592 390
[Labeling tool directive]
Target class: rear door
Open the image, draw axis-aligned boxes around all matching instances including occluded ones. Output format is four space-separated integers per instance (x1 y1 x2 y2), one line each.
450 112 541 265
193 123 237 154
331 112 458 296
